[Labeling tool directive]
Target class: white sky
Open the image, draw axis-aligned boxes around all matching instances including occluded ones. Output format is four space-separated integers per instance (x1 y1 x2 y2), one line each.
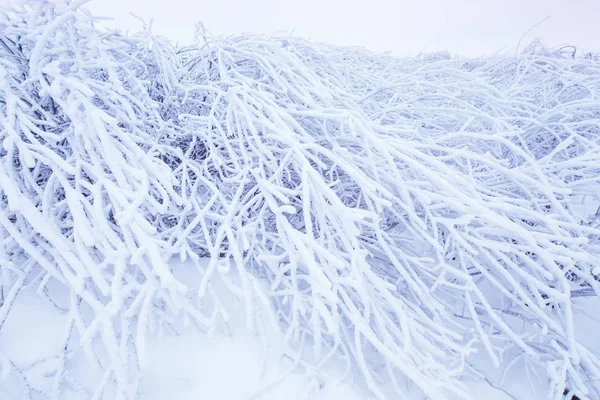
31 0 600 56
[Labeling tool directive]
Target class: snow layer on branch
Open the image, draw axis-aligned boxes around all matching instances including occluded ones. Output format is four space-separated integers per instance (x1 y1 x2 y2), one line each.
1 1 600 399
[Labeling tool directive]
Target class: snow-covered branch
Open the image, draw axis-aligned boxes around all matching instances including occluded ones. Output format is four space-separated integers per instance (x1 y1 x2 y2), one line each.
1 2 599 399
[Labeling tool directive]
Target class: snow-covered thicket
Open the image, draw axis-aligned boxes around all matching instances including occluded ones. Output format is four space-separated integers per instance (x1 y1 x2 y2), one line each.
1 1 600 399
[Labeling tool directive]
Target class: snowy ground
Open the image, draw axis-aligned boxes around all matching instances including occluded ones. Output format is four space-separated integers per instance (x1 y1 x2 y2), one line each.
4 257 598 399
0 258 513 400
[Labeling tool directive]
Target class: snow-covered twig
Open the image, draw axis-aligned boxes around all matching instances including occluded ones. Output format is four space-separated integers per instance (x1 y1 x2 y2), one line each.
1 2 600 399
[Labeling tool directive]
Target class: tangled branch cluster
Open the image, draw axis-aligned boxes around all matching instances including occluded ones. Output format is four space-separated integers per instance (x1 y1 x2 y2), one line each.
1 2 599 399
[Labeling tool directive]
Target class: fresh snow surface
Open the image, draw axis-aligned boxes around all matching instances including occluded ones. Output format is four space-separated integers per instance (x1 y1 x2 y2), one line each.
0 258 557 400
5 258 599 399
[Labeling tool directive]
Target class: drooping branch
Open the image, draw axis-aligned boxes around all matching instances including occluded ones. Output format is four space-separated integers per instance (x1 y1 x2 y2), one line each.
1 2 600 399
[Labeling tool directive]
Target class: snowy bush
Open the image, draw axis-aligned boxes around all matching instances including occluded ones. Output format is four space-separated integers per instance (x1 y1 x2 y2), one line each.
1 1 600 399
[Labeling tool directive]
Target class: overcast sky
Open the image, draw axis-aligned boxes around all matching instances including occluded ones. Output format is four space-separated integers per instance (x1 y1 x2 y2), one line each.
31 0 600 56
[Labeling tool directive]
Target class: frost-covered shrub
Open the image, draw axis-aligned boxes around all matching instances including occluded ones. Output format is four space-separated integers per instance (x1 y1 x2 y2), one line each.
1 1 600 399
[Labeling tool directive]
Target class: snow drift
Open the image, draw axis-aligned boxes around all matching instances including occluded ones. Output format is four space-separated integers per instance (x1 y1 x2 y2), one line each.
1 1 600 399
